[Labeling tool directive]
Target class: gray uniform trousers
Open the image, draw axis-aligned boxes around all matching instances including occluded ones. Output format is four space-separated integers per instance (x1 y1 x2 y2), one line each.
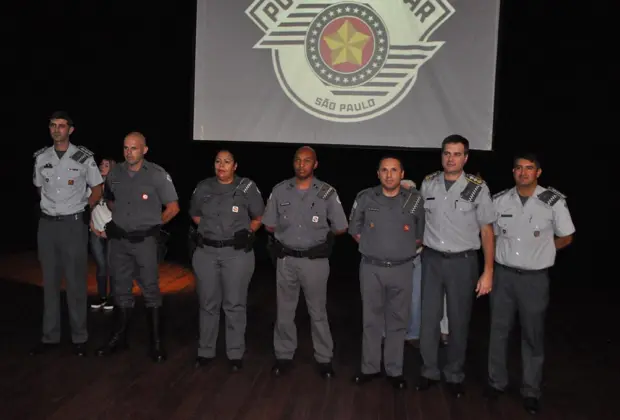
488 264 549 399
37 215 89 344
419 249 478 383
274 256 333 363
110 236 161 308
360 259 414 376
192 247 255 359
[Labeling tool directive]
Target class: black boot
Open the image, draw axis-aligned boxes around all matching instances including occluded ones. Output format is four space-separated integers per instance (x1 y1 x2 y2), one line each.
96 307 132 356
147 307 166 363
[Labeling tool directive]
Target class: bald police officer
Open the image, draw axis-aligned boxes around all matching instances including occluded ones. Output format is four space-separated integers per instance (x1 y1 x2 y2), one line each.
30 111 104 357
190 150 265 371
263 146 348 378
95 132 180 362
416 135 496 397
349 157 424 389
487 153 575 415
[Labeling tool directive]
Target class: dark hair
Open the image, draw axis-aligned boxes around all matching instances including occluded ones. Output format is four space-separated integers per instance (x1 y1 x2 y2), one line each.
377 155 403 171
49 111 74 127
441 134 469 155
215 149 236 163
513 153 541 169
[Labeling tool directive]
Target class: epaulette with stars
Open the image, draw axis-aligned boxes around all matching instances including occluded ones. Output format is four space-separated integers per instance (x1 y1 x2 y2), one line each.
424 171 441 181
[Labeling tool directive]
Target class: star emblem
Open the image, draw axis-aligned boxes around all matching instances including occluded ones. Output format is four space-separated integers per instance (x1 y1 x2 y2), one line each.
323 19 371 67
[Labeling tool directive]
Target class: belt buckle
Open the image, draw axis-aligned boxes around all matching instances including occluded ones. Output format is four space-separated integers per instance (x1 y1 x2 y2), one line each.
216 240 225 247
384 261 393 267
294 250 304 258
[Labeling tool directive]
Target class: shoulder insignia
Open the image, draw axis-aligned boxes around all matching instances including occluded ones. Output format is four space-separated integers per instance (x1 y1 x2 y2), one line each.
33 146 48 159
402 190 422 214
460 179 484 202
537 187 565 207
424 171 441 181
236 177 254 195
465 173 484 185
77 145 94 157
492 188 510 200
317 182 336 200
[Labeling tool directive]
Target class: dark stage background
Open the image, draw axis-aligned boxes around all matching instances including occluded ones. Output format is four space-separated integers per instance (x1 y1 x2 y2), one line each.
2 1 601 290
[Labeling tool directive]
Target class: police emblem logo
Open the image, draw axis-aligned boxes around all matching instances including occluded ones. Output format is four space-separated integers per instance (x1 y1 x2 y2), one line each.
534 230 540 237
246 0 454 122
312 215 319 223
232 206 239 213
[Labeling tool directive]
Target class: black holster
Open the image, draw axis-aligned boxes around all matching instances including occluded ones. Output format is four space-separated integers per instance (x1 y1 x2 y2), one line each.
233 229 255 252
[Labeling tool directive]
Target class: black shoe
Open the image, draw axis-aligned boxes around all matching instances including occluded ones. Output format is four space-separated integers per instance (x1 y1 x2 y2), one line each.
194 356 214 368
415 376 439 391
387 375 407 390
229 359 243 372
523 397 540 415
29 342 59 356
446 382 465 398
146 307 166 363
73 342 88 357
271 359 293 376
352 372 382 384
103 298 114 312
91 296 107 310
97 307 132 356
317 362 334 379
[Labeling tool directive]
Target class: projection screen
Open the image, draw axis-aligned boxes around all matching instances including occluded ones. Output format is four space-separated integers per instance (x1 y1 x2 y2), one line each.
193 0 500 150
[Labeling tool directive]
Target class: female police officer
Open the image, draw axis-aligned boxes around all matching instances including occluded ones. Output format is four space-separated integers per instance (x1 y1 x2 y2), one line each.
189 150 265 371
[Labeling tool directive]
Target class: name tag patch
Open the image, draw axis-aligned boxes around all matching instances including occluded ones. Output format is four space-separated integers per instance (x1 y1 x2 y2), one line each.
280 202 290 206
500 214 513 217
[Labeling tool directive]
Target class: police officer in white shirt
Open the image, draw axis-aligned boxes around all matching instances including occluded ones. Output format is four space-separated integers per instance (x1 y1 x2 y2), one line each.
30 111 104 356
487 153 575 415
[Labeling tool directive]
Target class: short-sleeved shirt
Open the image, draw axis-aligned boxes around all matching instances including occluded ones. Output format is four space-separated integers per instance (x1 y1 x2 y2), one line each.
262 177 348 250
104 160 178 231
421 171 496 252
33 143 103 216
189 176 265 239
493 185 575 270
348 185 425 261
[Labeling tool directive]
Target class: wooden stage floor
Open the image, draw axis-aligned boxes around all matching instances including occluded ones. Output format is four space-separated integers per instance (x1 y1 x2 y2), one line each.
0 251 614 419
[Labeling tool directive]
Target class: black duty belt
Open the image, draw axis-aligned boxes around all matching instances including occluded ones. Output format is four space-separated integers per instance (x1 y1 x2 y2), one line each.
40 212 82 221
201 236 236 248
425 247 476 259
497 263 548 275
362 255 415 268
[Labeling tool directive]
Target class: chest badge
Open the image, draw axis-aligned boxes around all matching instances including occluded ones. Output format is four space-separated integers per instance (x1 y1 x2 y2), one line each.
232 206 239 213
404 224 410 231
312 216 319 223
68 179 74 185
534 230 540 237
502 229 507 234
142 194 149 200
369 222 375 228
